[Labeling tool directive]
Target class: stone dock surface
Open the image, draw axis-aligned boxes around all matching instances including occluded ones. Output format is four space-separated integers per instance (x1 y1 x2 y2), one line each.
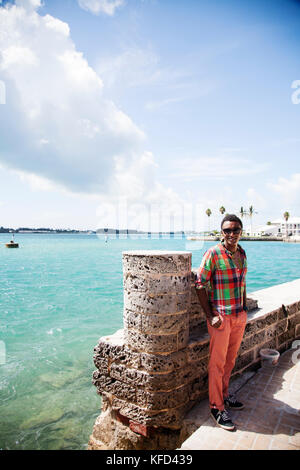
179 347 300 450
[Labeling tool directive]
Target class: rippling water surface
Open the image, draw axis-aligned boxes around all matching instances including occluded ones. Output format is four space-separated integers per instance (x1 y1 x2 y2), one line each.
1 234 300 449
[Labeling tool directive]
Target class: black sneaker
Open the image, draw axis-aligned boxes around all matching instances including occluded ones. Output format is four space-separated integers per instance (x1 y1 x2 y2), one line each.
210 408 235 431
224 394 245 410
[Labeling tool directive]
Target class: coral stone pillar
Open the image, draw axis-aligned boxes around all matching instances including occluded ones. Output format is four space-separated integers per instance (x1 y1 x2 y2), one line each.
123 251 191 355
89 250 193 450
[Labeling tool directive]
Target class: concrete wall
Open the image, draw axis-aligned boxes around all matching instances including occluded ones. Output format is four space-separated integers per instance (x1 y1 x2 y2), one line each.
88 251 300 450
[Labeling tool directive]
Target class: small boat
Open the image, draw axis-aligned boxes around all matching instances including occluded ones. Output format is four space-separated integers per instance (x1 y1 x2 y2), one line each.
6 236 19 248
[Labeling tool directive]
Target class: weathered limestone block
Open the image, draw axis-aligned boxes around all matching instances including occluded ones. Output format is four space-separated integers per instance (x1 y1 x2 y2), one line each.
124 310 189 334
123 273 148 292
88 403 182 450
135 384 191 410
187 338 210 362
93 356 109 374
189 300 206 316
277 328 297 346
184 357 209 380
254 338 277 358
123 251 191 275
123 291 190 315
109 363 178 390
93 330 141 369
188 375 208 402
123 251 191 354
239 330 265 353
110 396 189 428
139 350 187 373
285 302 300 316
190 286 199 303
277 305 290 320
233 350 254 372
124 328 189 354
124 273 191 295
244 310 279 337
289 312 300 329
189 316 207 334
147 274 191 294
92 372 137 401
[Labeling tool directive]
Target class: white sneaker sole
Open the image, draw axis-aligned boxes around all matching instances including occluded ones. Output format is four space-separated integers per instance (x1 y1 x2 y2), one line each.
210 412 235 431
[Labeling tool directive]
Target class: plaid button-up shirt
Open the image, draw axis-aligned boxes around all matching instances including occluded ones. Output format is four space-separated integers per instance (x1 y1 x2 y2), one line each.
195 242 247 315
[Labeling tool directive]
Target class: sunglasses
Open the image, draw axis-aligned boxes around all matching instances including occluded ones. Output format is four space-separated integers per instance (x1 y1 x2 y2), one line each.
222 228 242 235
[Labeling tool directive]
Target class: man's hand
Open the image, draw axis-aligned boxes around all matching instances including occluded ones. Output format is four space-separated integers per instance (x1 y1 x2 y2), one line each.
196 287 223 329
207 313 223 329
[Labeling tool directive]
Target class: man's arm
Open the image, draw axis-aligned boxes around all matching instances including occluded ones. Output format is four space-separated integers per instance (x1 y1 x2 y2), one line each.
195 287 212 317
243 286 247 312
195 250 223 328
196 287 222 328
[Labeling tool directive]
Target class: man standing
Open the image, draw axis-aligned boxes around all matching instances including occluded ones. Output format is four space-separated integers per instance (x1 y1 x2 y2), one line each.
195 214 248 431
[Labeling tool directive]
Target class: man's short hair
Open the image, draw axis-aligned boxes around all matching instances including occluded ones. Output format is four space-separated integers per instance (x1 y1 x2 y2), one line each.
221 214 243 229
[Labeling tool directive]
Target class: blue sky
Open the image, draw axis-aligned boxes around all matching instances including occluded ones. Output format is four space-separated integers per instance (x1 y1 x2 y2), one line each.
0 0 300 230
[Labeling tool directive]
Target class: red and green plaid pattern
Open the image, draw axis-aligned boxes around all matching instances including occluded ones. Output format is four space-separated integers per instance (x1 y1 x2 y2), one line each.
196 243 247 315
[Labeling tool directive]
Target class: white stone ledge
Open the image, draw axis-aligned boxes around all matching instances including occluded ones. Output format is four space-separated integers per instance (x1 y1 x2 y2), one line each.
123 250 191 256
247 278 300 321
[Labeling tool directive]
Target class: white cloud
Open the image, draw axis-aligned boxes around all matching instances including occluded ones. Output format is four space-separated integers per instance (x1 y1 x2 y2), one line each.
78 0 124 16
246 188 267 211
0 1 202 231
145 96 186 111
96 47 160 89
44 14 70 36
94 151 207 231
168 156 268 181
268 173 300 203
95 47 216 111
0 1 145 194
1 45 38 69
15 170 59 192
15 0 43 11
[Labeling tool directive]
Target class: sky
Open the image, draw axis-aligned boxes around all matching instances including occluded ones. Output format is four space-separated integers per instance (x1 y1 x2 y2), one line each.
0 0 300 231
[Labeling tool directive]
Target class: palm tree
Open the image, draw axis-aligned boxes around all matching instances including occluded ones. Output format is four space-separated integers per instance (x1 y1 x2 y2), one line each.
206 208 212 234
249 205 255 236
240 207 244 219
283 211 290 238
219 206 226 216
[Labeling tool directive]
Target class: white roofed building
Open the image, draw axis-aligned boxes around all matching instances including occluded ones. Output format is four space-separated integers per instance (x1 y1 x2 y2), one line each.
244 225 278 237
271 217 300 237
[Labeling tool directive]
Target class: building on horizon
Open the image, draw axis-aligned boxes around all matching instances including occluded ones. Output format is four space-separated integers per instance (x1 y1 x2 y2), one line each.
271 217 300 237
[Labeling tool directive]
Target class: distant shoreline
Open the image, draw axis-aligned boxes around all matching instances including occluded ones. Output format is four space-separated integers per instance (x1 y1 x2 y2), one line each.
187 236 300 243
2 232 300 243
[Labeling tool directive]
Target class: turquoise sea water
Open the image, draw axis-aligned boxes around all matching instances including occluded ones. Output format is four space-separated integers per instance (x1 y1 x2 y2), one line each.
1 234 300 450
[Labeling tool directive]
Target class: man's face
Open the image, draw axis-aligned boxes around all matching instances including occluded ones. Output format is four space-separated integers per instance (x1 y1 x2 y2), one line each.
221 221 242 245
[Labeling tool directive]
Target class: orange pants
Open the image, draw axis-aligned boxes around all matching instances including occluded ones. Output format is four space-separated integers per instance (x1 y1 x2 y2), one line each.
207 311 247 410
